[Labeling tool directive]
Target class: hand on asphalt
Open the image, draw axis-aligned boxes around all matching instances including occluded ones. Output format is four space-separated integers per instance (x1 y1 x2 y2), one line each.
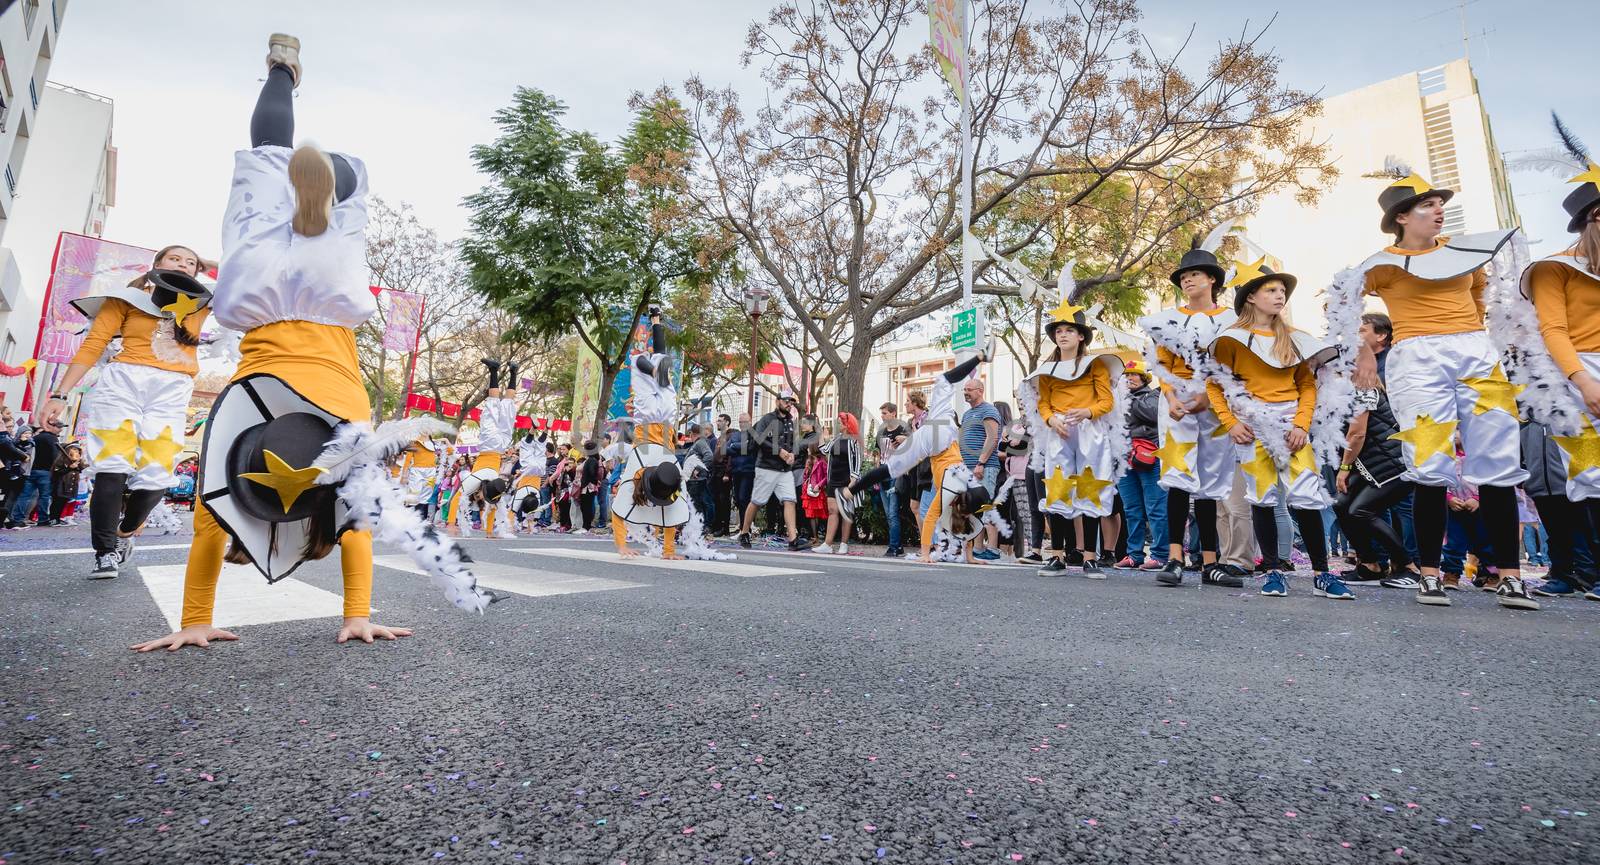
130 625 240 652
335 617 413 644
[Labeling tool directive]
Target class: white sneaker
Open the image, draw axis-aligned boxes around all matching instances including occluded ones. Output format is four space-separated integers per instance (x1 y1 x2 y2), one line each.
266 33 303 87
813 544 833 554
571 528 587 536
836 543 849 555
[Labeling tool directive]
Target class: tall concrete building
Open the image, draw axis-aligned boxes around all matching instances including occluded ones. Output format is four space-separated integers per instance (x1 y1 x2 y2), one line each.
1245 58 1519 331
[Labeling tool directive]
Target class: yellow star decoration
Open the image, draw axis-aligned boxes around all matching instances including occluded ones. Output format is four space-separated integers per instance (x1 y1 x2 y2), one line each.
1043 467 1076 508
137 427 185 473
1047 297 1085 324
160 292 203 328
239 450 327 514
1553 416 1600 481
1288 445 1319 480
90 419 140 465
1390 172 1434 195
1072 466 1112 504
1227 256 1269 289
1389 415 1459 469
1154 431 1197 476
1240 443 1281 496
1569 162 1600 187
19 359 36 373
1461 366 1524 418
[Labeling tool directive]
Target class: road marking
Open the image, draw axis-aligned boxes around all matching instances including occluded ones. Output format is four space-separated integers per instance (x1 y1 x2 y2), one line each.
512 546 819 577
138 564 347 631
373 556 644 597
0 543 191 558
734 548 1029 572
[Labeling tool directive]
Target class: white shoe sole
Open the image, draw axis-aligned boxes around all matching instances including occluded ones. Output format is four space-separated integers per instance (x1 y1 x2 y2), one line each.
1496 596 1541 611
1260 589 1286 597
1313 588 1354 600
1415 593 1452 606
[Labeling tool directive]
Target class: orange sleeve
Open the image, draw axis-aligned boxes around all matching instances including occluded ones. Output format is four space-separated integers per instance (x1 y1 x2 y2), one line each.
1154 345 1179 394
1088 364 1113 418
69 298 130 367
1470 268 1487 321
1036 376 1061 422
1292 363 1317 430
1530 262 1582 379
1362 267 1384 297
1207 341 1238 431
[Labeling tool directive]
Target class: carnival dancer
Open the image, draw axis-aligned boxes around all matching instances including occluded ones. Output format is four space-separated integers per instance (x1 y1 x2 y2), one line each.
454 359 518 539
1521 116 1600 603
1019 288 1129 578
847 343 1001 564
1138 231 1247 587
1208 258 1351 599
132 35 489 652
510 432 548 531
399 436 441 518
40 247 212 578
612 307 692 557
1342 162 1538 609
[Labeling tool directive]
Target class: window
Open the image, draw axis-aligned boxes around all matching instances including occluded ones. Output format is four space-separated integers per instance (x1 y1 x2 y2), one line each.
22 1 39 35
1 333 15 365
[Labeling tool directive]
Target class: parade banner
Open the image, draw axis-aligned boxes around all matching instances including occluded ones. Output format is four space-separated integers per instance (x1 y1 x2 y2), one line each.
380 288 424 352
928 0 967 105
37 233 157 363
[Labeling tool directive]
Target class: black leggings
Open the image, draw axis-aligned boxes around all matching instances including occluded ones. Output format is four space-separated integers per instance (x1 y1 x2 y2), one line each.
1251 504 1328 572
1025 469 1045 551
88 473 165 556
1047 513 1095 558
1538 495 1594 588
250 64 356 202
1333 474 1414 568
1165 488 1218 552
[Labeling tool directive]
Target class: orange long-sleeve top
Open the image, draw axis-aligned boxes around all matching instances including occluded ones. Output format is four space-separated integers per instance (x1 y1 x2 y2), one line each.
69 298 208 375
1153 307 1231 394
1527 257 1600 379
1363 240 1487 343
1036 363 1114 419
1206 333 1316 431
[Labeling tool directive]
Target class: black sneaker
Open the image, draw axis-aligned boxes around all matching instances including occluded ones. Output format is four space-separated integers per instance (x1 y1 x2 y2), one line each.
1037 557 1067 577
1496 577 1541 611
1415 574 1451 606
1017 552 1044 566
1156 559 1185 587
1065 549 1084 567
738 533 752 549
1201 563 1244 588
115 535 136 566
1081 558 1106 580
1380 572 1421 590
787 537 812 552
883 547 903 558
89 554 119 580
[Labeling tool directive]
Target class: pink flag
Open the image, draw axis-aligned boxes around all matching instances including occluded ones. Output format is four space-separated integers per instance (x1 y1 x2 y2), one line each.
381 289 424 352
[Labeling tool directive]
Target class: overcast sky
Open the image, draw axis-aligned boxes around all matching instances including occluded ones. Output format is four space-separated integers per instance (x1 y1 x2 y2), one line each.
47 0 1591 262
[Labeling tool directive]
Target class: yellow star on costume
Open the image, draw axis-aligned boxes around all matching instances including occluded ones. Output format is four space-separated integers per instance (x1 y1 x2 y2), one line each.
1240 443 1281 496
90 419 140 465
1227 256 1269 289
1154 431 1197 476
1390 172 1434 195
239 450 326 514
160 292 203 328
1389 415 1459 469
1047 297 1085 324
136 427 185 473
1043 467 1076 508
1288 445 1319 479
1569 162 1600 187
1461 366 1524 418
1072 466 1112 504
1553 416 1600 481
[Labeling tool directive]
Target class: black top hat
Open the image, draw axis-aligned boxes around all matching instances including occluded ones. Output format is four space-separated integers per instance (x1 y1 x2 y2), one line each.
1228 259 1298 315
146 268 212 312
641 461 682 506
1044 299 1095 344
478 477 508 504
1168 248 1226 292
1378 175 1454 234
1563 167 1600 233
226 412 338 523
956 484 994 516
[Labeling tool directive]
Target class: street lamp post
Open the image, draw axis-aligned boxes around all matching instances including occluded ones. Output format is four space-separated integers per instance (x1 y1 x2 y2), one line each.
742 288 771 416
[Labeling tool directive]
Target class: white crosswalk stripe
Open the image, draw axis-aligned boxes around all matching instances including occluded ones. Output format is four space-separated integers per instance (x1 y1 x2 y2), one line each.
373 555 645 597
138 564 347 631
512 546 820 577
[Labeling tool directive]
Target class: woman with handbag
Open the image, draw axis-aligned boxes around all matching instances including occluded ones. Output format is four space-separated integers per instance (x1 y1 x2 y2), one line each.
1115 361 1168 570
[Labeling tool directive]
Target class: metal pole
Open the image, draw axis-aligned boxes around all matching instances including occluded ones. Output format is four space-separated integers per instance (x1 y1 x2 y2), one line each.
959 0 972 308
746 311 759 416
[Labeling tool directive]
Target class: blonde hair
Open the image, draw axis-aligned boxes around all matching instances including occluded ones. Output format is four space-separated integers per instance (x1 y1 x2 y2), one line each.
1234 280 1302 366
1574 216 1600 278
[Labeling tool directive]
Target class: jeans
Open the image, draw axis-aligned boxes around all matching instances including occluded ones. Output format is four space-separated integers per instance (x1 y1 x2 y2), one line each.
9 469 51 525
1522 523 1549 566
733 470 755 520
918 487 934 523
1441 508 1493 576
1115 465 1167 563
875 486 902 551
1376 491 1419 567
688 480 713 524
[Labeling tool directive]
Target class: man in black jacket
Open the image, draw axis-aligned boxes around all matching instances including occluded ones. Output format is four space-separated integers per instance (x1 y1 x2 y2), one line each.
8 418 63 529
736 393 811 551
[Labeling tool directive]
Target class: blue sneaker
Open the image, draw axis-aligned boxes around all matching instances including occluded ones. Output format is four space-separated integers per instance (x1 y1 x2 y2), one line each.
974 549 1001 561
1534 577 1579 597
1260 571 1288 597
1313 572 1354 600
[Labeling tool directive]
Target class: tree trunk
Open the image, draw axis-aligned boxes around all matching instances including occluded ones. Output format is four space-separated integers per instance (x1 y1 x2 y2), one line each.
374 348 387 424
590 361 620 441
834 345 873 423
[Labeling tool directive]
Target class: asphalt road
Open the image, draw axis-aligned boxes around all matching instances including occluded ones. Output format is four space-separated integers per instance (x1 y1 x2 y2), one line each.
1 522 1596 864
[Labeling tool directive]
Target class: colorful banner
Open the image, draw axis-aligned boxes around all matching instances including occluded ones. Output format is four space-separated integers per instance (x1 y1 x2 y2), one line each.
571 324 605 436
928 0 967 105
380 289 424 352
38 233 158 363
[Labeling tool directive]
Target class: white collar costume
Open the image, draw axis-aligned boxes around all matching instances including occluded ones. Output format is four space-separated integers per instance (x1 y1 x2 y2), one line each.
1208 328 1336 370
1357 230 1518 281
1017 353 1130 518
612 443 692 529
70 282 212 323
1137 306 1238 397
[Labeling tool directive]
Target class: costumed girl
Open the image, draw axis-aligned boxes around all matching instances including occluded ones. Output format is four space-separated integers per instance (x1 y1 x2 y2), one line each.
1019 288 1128 579
847 344 1000 564
509 432 549 532
612 307 691 558
1521 115 1600 603
1336 162 1538 610
132 34 490 652
452 358 518 539
40 246 212 578
398 436 442 518
1207 256 1350 600
1138 227 1246 588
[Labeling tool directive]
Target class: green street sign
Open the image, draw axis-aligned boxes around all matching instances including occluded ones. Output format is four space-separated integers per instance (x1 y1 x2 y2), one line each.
950 306 984 352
